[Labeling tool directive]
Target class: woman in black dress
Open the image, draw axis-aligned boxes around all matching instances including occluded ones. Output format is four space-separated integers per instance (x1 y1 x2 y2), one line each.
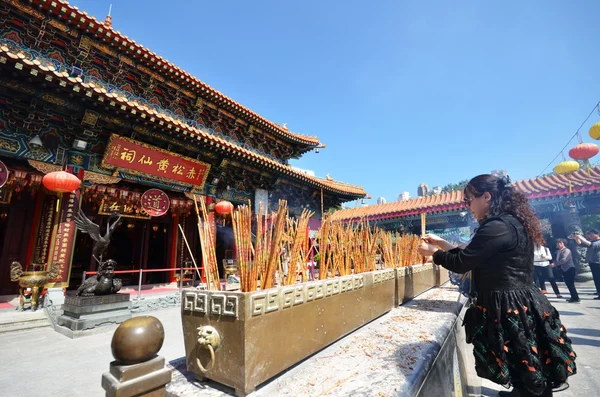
418 174 576 397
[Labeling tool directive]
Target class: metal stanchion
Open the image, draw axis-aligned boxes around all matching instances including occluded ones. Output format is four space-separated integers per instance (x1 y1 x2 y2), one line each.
137 269 143 300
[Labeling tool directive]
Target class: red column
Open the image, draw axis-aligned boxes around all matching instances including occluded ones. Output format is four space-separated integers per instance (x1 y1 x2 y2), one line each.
25 191 43 267
170 212 178 282
46 165 83 289
46 189 82 288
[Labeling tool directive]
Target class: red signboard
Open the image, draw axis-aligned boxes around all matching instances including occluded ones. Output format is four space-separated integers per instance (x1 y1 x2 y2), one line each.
102 134 211 188
140 189 170 217
48 191 80 287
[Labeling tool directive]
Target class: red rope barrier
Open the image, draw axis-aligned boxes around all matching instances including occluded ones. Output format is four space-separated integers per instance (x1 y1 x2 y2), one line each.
86 267 201 276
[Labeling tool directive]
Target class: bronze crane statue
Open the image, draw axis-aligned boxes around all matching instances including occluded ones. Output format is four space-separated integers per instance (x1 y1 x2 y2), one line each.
74 210 121 265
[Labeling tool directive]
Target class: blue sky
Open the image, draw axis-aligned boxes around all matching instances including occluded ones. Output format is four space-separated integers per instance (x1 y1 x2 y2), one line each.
75 0 600 205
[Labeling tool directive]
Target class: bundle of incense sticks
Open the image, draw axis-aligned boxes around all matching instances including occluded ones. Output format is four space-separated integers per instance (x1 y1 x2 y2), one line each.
329 222 345 277
379 230 397 268
254 203 269 285
420 213 427 237
318 216 332 280
408 234 422 267
351 225 363 274
393 232 403 267
194 197 221 291
364 221 378 272
283 208 314 286
300 237 315 282
231 204 257 292
260 200 288 290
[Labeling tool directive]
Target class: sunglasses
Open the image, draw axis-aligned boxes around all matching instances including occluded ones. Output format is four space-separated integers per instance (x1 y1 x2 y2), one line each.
463 193 482 206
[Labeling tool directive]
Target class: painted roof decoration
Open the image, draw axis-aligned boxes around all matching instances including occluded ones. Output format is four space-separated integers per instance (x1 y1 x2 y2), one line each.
332 167 600 221
20 0 321 147
0 43 366 198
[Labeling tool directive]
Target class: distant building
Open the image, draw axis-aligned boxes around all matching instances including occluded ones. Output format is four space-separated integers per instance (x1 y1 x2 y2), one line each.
432 186 442 195
377 197 387 205
398 192 410 201
417 183 430 197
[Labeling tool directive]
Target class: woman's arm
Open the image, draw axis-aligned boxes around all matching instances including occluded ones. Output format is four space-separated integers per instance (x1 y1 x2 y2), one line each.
432 219 512 274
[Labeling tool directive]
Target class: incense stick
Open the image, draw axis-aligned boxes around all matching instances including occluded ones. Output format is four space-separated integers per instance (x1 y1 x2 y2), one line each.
177 223 202 281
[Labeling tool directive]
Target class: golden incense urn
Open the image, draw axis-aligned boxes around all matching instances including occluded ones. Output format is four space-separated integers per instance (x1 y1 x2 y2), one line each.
10 262 60 311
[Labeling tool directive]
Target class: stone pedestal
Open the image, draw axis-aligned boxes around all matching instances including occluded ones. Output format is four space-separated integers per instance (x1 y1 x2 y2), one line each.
46 287 65 306
102 355 172 397
56 293 131 338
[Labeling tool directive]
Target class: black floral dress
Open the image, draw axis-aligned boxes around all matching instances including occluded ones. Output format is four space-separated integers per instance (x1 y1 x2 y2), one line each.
433 214 576 395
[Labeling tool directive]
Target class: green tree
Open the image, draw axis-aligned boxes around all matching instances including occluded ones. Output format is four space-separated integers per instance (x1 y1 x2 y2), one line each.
441 179 469 193
580 214 600 234
328 204 343 214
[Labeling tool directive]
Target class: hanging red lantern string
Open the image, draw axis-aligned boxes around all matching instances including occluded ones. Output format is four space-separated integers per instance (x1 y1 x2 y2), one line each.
215 200 234 215
589 121 600 140
569 142 599 176
42 170 81 193
554 159 580 193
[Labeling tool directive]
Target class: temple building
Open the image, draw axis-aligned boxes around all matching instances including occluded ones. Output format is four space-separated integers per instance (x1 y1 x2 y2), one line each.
0 0 366 294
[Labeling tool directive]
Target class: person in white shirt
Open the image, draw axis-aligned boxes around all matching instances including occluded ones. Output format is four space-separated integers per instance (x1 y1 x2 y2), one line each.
534 244 562 297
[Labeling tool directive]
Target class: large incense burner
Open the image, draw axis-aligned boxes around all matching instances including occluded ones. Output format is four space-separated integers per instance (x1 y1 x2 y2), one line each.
10 262 60 311
180 200 446 395
181 269 396 396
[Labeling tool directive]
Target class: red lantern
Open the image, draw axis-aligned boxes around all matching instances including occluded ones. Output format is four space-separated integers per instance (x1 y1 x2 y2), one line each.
215 200 234 215
569 142 599 161
42 171 81 193
569 143 599 175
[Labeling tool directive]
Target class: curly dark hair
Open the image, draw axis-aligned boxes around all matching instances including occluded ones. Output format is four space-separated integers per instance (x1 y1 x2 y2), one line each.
465 174 545 247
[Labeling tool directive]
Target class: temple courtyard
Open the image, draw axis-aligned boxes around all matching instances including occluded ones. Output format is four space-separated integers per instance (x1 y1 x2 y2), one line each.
0 281 597 397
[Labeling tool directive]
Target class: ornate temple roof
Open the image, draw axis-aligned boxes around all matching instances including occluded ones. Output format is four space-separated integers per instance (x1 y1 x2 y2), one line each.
0 44 367 198
331 167 600 221
17 0 321 148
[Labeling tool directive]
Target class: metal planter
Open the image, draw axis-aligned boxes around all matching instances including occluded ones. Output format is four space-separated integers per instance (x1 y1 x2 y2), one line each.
395 263 436 306
435 264 450 286
180 269 396 396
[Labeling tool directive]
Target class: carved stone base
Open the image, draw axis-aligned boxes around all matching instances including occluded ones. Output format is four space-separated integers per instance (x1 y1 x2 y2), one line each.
56 293 131 338
102 355 172 397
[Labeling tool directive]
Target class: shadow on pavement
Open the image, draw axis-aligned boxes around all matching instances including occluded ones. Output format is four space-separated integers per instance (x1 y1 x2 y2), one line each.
557 311 584 316
569 335 600 347
567 328 600 338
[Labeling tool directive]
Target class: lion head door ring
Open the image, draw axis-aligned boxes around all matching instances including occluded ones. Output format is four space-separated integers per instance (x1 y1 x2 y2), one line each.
195 326 221 372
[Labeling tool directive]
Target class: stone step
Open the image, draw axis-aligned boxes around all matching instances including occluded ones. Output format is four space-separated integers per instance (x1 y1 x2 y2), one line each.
0 311 51 334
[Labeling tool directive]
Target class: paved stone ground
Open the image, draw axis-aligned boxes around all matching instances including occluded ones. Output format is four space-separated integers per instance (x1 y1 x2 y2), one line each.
481 280 600 397
0 281 597 397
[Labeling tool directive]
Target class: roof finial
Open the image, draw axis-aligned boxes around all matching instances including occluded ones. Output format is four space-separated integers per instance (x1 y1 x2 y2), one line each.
104 4 113 28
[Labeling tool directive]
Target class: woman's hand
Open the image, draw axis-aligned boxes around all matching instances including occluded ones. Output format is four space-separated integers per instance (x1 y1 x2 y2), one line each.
422 234 456 252
418 242 438 257
422 234 444 246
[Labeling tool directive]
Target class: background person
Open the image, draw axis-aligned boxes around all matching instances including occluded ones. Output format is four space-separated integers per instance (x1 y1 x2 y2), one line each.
551 239 580 303
572 229 600 300
534 244 562 297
